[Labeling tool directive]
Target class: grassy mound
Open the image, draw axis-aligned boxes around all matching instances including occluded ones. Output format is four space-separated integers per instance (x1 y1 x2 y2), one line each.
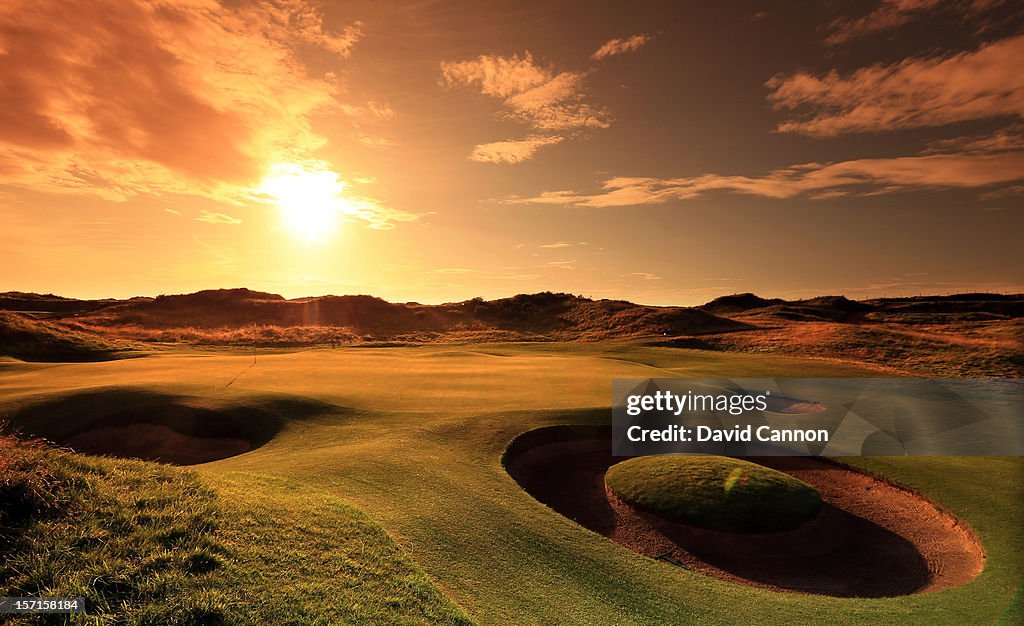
605 455 822 532
0 435 471 625
0 312 136 362
0 434 230 624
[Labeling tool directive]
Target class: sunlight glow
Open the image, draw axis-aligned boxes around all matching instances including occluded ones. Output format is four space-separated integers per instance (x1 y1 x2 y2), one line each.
259 163 351 241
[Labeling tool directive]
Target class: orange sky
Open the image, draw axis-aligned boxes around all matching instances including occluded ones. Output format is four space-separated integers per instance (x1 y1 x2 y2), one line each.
1 0 1022 305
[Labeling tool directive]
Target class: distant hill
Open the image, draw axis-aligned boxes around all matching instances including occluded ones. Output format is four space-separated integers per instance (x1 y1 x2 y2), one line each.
700 292 1023 323
793 295 872 311
0 292 117 314
2 289 1021 374
60 290 750 341
2 289 1020 369
702 293 873 322
701 293 785 313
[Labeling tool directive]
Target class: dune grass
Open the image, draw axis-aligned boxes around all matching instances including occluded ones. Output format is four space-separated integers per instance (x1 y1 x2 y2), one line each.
0 312 139 362
605 455 822 532
0 343 1020 624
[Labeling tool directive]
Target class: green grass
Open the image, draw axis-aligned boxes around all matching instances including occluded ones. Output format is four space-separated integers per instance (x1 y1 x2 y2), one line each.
605 455 822 532
0 342 1020 624
0 435 230 625
0 435 470 625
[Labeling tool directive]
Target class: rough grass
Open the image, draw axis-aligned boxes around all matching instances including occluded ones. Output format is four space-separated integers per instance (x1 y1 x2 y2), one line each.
667 319 1024 377
605 455 822 532
76 322 363 347
0 434 471 625
0 312 137 362
0 434 230 625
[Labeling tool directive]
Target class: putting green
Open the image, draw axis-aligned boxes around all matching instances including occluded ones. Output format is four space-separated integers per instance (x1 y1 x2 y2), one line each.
1 343 1021 624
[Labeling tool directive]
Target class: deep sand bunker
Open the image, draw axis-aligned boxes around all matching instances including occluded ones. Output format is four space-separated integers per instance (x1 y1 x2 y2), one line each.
6 387 328 465
504 425 984 597
60 410 253 466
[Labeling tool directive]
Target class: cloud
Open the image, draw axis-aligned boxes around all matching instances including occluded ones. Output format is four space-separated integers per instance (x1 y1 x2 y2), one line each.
354 134 397 148
279 4 363 56
766 35 1024 136
979 184 1024 200
629 272 662 281
194 210 242 225
0 1 376 208
339 101 396 120
539 241 587 248
440 53 552 98
824 0 1013 45
807 189 849 200
429 267 483 275
924 125 1024 154
505 151 1024 206
441 52 609 132
470 136 565 164
544 260 577 270
824 0 943 45
338 195 418 230
441 51 610 162
591 34 653 60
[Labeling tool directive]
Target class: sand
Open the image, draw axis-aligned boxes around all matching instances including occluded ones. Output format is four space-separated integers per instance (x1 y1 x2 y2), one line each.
505 425 984 597
63 423 251 465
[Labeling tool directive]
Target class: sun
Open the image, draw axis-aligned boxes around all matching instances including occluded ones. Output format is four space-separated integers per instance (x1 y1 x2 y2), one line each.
259 163 350 241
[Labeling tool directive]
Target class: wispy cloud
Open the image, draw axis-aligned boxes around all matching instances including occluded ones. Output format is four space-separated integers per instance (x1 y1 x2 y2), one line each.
0 1 386 213
339 102 396 120
194 210 243 225
429 267 483 275
767 35 1024 136
980 184 1024 200
629 272 662 281
470 136 565 164
825 0 941 45
441 51 610 163
539 241 587 248
338 195 418 231
924 125 1024 154
441 52 610 131
354 134 397 148
505 151 1024 206
545 259 577 270
824 0 1014 45
441 53 553 98
591 34 653 60
284 9 363 56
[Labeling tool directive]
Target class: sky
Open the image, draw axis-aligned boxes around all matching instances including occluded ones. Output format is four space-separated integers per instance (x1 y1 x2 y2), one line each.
1 0 1022 305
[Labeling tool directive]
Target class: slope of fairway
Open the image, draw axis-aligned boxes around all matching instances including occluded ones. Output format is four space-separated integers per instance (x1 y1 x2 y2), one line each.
0 434 470 625
2 343 1020 624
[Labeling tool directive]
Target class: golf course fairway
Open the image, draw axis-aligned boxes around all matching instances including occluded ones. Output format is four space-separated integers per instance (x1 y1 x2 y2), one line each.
1 343 1021 624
